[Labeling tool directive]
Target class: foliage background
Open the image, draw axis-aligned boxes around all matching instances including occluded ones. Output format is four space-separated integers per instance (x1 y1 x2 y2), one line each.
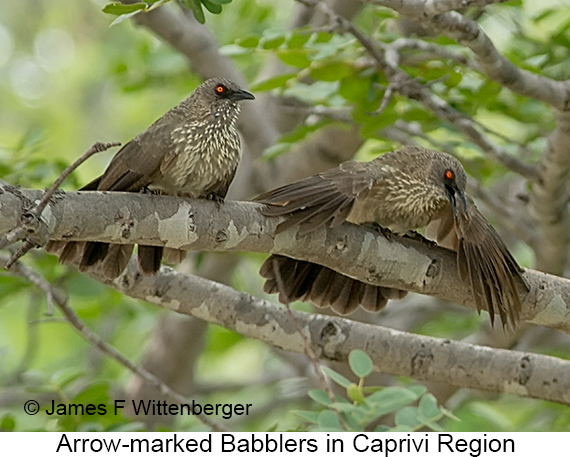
1 0 569 432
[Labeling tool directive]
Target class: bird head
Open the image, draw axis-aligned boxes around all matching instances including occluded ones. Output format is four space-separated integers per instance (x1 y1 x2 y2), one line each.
429 152 467 216
196 78 255 114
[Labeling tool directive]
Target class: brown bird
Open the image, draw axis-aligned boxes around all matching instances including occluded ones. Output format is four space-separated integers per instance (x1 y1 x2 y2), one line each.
47 77 254 278
255 145 527 328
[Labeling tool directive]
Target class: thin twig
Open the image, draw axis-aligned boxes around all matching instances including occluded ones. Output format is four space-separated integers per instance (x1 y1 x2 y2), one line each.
34 142 121 219
372 83 395 116
2 142 120 269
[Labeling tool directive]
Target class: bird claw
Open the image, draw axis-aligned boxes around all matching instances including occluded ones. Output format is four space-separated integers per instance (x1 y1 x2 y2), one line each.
140 187 162 196
360 222 394 240
403 230 437 246
207 193 225 208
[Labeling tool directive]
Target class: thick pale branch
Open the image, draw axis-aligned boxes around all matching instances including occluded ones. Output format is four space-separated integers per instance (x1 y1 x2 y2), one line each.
2 186 570 333
90 259 570 406
529 112 570 274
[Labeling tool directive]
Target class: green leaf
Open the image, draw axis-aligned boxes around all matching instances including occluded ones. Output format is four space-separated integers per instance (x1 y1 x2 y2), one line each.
405 385 428 396
308 389 333 406
262 36 287 50
347 383 366 405
348 350 373 378
209 0 232 4
395 406 421 429
418 394 441 420
251 73 297 91
420 419 444 432
51 367 85 389
183 0 205 23
310 61 353 82
322 366 351 388
72 382 110 406
339 75 370 102
366 387 420 420
109 10 144 26
293 410 320 424
201 0 222 14
102 2 147 15
277 49 312 68
317 410 342 430
288 31 312 49
331 403 366 414
1 414 16 431
236 35 260 48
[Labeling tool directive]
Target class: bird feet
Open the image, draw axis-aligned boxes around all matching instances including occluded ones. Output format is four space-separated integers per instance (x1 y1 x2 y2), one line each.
360 222 394 240
403 230 437 246
140 187 163 196
207 193 225 208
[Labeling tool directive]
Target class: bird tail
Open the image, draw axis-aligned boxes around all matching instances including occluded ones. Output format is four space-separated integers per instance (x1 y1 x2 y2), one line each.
137 245 164 275
45 240 136 279
454 198 527 328
260 254 406 315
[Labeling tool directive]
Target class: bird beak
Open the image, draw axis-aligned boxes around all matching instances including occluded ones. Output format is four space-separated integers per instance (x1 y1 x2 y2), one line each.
229 89 255 101
446 185 467 218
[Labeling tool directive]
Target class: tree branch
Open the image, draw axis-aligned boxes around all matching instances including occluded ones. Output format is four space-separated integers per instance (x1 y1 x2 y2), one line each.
528 112 570 274
82 257 570 406
2 186 570 333
367 0 512 17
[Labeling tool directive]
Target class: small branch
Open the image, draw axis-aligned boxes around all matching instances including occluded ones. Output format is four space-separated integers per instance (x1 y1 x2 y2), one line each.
1 142 119 268
389 38 481 72
372 82 395 116
35 142 120 220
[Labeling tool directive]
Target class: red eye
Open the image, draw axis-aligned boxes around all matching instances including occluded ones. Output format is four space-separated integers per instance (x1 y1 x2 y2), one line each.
445 170 454 180
216 85 225 94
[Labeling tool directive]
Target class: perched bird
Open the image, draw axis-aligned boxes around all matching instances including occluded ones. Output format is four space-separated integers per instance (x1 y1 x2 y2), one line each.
255 145 527 328
47 77 254 278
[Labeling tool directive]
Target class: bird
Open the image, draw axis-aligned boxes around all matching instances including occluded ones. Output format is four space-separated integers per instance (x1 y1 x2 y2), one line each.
254 145 528 328
47 77 254 279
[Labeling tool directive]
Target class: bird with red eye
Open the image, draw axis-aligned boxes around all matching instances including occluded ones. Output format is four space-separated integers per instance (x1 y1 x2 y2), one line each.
47 77 255 279
213 82 255 102
255 145 528 329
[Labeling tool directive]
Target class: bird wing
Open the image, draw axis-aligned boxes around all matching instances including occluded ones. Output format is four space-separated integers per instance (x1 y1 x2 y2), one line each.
454 198 527 328
92 120 179 192
254 160 378 235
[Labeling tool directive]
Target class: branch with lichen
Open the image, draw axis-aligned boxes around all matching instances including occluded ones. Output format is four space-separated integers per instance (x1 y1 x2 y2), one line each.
1 186 570 333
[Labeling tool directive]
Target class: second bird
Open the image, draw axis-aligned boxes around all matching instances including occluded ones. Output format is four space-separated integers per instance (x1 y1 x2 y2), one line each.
47 77 255 278
255 146 528 328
